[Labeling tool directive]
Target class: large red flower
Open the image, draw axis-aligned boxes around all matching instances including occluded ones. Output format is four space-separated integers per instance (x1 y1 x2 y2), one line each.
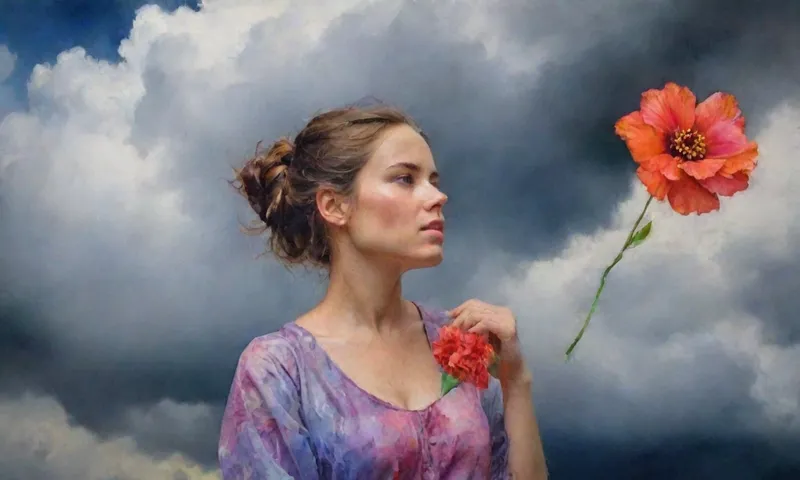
615 82 759 215
432 325 495 390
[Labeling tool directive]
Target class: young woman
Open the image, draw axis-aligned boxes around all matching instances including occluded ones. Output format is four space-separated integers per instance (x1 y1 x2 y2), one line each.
218 105 548 479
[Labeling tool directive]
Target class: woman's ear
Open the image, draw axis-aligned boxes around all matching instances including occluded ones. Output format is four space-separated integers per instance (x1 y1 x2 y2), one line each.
316 187 351 227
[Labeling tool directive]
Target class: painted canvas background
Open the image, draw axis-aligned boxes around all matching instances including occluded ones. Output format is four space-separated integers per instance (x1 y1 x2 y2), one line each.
1 0 798 478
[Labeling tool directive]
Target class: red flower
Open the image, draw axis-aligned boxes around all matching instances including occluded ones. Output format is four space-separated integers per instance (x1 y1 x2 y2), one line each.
432 325 495 390
615 82 759 215
566 82 761 358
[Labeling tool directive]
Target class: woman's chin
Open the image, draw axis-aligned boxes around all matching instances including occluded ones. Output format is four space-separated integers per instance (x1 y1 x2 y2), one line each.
406 246 444 269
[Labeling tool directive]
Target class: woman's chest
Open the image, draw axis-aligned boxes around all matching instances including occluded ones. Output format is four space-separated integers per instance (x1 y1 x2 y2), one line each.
319 336 443 411
302 386 492 479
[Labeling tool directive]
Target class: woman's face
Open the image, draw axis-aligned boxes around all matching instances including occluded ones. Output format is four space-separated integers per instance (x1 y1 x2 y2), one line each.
343 124 448 270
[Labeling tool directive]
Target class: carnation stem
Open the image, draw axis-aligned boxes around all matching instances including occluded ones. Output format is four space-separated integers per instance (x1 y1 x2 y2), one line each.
565 195 654 360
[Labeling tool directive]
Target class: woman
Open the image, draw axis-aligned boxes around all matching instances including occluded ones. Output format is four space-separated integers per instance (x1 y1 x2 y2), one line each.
218 105 548 479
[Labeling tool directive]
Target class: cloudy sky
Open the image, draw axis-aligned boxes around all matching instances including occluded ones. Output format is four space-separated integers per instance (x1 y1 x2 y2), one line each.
1 0 799 478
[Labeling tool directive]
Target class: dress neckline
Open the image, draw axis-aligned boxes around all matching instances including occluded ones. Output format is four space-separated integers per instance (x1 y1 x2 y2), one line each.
284 302 453 413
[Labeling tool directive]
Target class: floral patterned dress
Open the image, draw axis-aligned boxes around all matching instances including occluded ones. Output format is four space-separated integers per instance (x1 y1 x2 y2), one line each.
218 305 509 479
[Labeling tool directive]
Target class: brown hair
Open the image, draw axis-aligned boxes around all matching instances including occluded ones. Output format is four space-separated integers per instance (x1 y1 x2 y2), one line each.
231 104 426 267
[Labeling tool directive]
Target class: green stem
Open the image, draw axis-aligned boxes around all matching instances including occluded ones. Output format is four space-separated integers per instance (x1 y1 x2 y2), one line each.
564 195 653 359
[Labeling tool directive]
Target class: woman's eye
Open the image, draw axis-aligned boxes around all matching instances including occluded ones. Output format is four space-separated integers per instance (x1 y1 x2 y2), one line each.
396 174 414 185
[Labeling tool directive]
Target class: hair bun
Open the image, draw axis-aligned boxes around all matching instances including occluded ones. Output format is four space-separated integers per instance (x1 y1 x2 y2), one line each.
233 138 294 226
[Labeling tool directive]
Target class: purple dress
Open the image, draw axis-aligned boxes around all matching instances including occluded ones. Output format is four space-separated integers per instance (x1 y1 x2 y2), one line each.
218 305 509 479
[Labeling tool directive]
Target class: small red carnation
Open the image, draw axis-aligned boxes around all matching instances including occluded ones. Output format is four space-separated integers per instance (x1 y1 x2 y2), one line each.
432 325 496 391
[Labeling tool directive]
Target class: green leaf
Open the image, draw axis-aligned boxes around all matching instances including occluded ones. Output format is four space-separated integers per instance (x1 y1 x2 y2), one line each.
440 372 460 396
489 360 499 378
627 220 653 249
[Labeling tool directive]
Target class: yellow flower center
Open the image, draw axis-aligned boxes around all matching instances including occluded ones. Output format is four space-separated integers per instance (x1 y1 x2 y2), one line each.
669 128 707 161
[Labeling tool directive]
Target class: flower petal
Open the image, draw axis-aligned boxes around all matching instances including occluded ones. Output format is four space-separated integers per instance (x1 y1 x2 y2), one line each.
636 166 670 200
679 158 727 180
640 82 696 133
615 111 667 164
641 153 682 180
703 119 749 158
699 172 750 197
695 92 745 134
667 175 720 215
719 141 759 176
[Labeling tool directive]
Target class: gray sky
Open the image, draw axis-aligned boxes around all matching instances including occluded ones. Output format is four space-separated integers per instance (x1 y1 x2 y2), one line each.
1 0 799 478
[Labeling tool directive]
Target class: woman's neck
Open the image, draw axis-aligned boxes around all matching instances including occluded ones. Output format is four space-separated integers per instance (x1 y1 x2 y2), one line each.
317 252 410 335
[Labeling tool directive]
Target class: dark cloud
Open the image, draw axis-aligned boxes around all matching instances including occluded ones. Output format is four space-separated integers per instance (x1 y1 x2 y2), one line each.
735 242 800 347
480 0 800 253
0 44 18 117
122 400 223 465
0 0 799 477
544 434 800 480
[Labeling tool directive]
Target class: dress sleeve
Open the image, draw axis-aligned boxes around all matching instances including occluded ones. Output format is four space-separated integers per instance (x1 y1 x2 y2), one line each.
483 377 510 479
218 337 319 480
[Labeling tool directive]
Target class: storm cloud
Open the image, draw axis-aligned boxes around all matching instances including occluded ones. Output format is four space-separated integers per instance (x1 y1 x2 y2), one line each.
1 0 799 478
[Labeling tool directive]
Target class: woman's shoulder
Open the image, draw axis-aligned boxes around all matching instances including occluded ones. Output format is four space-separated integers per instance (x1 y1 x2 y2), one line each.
235 325 307 381
412 301 447 321
413 301 451 341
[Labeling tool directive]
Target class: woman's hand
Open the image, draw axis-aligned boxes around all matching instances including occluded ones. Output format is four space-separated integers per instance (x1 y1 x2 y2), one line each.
448 300 546 478
447 299 530 386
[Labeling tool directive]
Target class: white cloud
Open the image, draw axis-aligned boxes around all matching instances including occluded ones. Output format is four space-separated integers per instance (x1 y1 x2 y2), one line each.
0 394 219 480
500 103 800 439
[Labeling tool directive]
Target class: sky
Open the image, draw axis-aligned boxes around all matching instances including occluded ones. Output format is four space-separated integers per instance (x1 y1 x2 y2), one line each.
1 0 799 478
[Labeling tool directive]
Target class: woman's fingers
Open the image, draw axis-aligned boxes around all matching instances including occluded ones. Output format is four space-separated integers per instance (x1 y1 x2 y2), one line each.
451 309 481 330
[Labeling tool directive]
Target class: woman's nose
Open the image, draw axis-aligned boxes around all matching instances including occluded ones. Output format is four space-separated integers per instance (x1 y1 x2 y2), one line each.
426 185 447 209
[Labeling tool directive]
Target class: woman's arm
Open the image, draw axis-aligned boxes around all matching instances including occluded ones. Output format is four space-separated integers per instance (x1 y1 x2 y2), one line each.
218 336 319 480
449 299 549 479
499 362 548 479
